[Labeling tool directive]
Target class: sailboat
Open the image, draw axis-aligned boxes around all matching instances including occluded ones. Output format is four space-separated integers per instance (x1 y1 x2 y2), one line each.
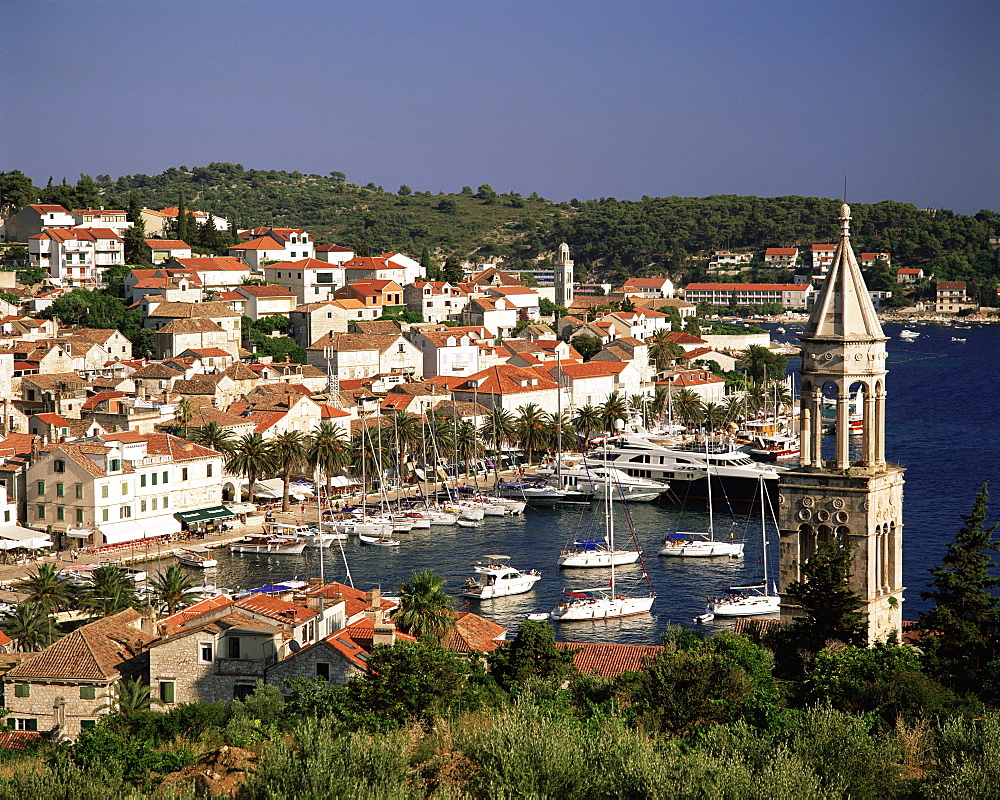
659 443 744 558
698 475 780 621
537 454 655 621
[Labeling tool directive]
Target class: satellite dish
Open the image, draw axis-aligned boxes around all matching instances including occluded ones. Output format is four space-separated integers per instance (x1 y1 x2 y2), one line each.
288 640 301 653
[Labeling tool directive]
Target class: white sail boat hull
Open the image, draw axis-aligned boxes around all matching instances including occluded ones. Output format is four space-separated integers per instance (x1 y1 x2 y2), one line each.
710 594 780 616
551 593 655 621
659 540 745 558
557 550 640 568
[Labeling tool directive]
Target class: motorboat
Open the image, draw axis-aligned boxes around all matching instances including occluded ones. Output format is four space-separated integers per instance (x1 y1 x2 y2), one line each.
229 533 307 554
745 435 801 462
899 329 920 339
492 497 527 515
497 479 591 506
951 337 966 342
456 519 481 529
333 516 395 537
536 461 669 503
557 539 641 568
303 529 347 546
359 534 401 547
584 433 781 505
461 555 541 599
174 547 218 569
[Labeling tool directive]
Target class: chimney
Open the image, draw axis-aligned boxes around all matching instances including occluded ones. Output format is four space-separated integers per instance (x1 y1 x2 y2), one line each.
372 620 396 647
140 605 158 636
363 588 382 623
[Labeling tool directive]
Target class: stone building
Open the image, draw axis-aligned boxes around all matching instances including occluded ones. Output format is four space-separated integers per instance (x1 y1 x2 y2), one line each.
778 204 904 643
2 610 154 739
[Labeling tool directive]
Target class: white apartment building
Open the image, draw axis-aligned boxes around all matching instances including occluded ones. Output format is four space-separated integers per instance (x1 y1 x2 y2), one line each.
27 228 124 287
72 209 130 233
28 433 226 548
681 283 814 310
261 258 346 303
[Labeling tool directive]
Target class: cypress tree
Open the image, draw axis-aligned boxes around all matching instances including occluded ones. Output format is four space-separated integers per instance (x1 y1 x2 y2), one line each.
919 482 1000 695
176 190 188 242
785 540 867 652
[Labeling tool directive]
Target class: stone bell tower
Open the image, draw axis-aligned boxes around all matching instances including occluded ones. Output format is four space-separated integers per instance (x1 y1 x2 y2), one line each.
778 203 904 642
554 242 574 308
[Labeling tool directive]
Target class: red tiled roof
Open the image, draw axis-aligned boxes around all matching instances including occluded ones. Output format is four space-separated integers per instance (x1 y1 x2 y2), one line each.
238 284 296 297
558 641 662 677
314 244 354 252
811 243 836 251
683 283 807 292
440 612 506 653
236 593 316 624
764 247 797 256
229 237 286 251
145 239 190 249
897 268 922 274
459 364 559 396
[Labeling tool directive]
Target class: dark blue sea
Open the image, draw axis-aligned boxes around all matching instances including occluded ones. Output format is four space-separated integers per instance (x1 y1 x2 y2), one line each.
191 322 1000 644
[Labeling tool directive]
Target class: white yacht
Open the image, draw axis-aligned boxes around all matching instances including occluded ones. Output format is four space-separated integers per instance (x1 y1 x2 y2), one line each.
461 555 541 599
702 585 780 618
545 587 655 621
174 547 218 569
585 433 781 504
229 533 307 555
536 460 669 503
659 533 744 558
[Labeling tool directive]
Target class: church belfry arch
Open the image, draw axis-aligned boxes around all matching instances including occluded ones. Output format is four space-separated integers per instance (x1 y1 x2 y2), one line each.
778 203 904 643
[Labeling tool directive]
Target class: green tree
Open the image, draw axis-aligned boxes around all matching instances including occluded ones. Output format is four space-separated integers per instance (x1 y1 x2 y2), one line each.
397 184 412 196
96 677 163 717
480 407 517 453
1 600 55 652
487 620 577 691
175 190 189 243
80 566 140 617
190 421 236 454
476 183 498 203
455 420 483 478
226 433 278 504
0 169 35 216
649 328 682 372
349 639 472 727
672 388 704 429
18 562 74 615
918 482 1000 696
573 404 602 445
307 422 350 494
737 344 787 383
272 430 309 513
419 246 439 280
443 255 464 284
149 564 196 615
74 173 101 209
785 541 866 654
598 391 627 433
515 404 549 465
570 333 602 362
394 570 456 641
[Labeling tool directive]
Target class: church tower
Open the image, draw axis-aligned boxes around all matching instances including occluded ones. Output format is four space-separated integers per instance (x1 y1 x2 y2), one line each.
554 242 574 307
778 203 904 642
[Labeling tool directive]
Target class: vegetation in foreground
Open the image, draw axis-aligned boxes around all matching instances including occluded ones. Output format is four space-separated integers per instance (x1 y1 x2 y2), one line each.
0 485 998 797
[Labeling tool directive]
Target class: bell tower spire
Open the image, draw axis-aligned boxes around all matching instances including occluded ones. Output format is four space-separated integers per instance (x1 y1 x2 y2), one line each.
778 203 904 643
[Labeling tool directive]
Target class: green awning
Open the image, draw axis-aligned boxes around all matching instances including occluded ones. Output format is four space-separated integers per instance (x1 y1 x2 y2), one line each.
175 506 237 524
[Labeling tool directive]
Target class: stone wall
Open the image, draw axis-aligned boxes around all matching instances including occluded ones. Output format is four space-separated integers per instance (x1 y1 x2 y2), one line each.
4 678 117 738
265 642 364 689
699 332 770 352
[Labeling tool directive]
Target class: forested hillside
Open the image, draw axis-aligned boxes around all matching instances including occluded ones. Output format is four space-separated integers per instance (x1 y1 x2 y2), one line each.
3 164 997 290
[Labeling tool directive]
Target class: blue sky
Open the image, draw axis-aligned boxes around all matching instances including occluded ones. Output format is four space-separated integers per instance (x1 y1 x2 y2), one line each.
3 1 997 213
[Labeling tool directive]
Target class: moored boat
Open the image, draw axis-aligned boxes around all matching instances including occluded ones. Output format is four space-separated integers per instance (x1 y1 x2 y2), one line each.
174 547 218 569
229 533 307 554
461 555 541 599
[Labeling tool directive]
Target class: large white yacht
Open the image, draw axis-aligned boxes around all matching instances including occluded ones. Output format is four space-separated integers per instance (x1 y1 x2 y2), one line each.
584 433 781 505
535 459 669 502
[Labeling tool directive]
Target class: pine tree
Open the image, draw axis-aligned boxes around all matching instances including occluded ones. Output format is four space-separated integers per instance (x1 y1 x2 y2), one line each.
919 482 1000 695
785 540 866 652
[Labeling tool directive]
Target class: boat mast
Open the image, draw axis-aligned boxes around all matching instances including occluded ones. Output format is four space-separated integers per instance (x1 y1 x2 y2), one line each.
605 438 615 593
705 440 715 542
760 474 769 593
315 464 324 585
556 351 562 480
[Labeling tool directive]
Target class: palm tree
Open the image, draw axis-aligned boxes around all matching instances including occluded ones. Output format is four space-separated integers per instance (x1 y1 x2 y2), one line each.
455 420 483 478
149 564 196 616
191 421 236 454
96 677 163 717
598 391 627 434
18 563 73 615
545 412 577 456
393 411 424 465
724 395 746 425
480 407 517 453
80 566 139 617
308 422 349 496
745 381 768 418
225 432 278 504
673 388 704 430
573 405 602 448
1 601 55 652
702 402 727 433
394 570 456 641
173 397 195 437
349 424 392 491
515 404 549 465
737 344 775 384
272 430 309 512
628 395 647 427
648 328 682 373
650 387 670 425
